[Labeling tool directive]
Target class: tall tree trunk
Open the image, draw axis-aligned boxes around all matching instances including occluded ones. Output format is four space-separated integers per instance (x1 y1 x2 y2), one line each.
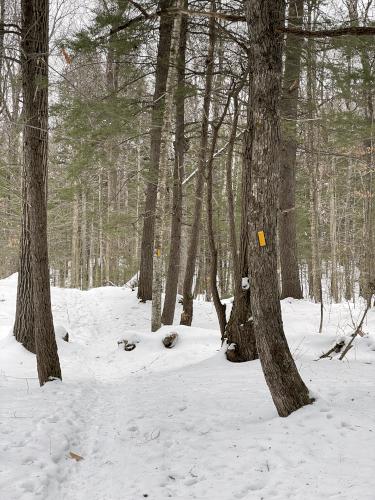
98 170 104 286
205 94 231 339
180 3 216 326
279 0 304 299
71 187 80 287
14 169 35 353
343 159 353 300
329 159 339 302
306 4 321 303
21 0 61 385
138 0 174 302
225 98 258 362
152 4 183 331
81 189 89 290
244 0 311 417
105 39 119 285
161 0 188 325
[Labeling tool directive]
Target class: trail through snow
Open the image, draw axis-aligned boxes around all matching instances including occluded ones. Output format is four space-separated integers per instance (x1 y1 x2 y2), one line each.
1 274 375 500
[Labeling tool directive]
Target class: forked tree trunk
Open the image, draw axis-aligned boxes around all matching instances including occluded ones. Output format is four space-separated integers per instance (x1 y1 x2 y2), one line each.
244 0 311 417
138 0 174 302
21 0 61 385
279 0 304 299
161 0 188 325
225 98 257 362
152 6 182 331
180 4 216 326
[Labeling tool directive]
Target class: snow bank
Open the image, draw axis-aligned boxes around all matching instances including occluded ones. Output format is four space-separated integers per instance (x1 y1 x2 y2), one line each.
0 277 374 499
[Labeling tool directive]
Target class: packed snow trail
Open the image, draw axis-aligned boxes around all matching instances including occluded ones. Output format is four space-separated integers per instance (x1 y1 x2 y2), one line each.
1 274 375 500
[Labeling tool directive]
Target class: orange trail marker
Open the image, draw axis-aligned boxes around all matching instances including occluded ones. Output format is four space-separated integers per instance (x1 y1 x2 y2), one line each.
257 231 266 247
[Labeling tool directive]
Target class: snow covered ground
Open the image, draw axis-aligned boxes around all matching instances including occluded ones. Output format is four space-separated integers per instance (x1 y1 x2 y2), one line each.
1 273 375 500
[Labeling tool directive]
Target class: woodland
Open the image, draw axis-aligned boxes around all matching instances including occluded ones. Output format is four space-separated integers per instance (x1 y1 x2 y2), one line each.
0 0 374 498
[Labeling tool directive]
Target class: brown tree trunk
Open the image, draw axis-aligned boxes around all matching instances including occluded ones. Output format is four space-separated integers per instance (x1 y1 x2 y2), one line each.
71 187 80 287
279 0 304 299
81 189 89 290
161 1 188 325
105 40 120 285
329 159 339 302
138 0 174 302
225 102 258 362
343 160 353 300
22 0 61 385
206 94 231 339
244 0 311 417
14 169 35 353
180 3 216 326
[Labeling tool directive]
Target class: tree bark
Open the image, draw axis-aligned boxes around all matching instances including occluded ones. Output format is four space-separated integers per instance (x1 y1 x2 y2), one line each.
329 158 339 302
71 186 80 287
180 3 216 326
244 0 311 417
206 94 231 339
279 0 304 299
225 103 258 362
21 0 61 385
138 0 174 302
306 3 321 303
14 169 35 353
161 0 188 325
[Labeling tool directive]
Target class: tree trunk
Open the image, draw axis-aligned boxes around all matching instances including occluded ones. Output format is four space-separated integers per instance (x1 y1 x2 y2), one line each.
21 0 61 385
205 95 231 339
152 4 184 331
279 0 304 299
14 169 35 353
81 189 89 290
180 3 216 326
244 0 311 417
329 159 339 302
225 100 258 362
138 0 174 302
343 160 353 300
71 187 80 288
306 5 321 303
161 0 188 325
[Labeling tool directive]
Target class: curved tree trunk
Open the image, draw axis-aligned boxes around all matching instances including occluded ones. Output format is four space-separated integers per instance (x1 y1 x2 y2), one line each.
180 3 216 326
279 0 304 299
137 0 174 302
244 0 311 417
22 0 61 385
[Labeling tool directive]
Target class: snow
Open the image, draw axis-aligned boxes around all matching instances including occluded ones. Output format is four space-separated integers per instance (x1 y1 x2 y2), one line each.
1 274 375 500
